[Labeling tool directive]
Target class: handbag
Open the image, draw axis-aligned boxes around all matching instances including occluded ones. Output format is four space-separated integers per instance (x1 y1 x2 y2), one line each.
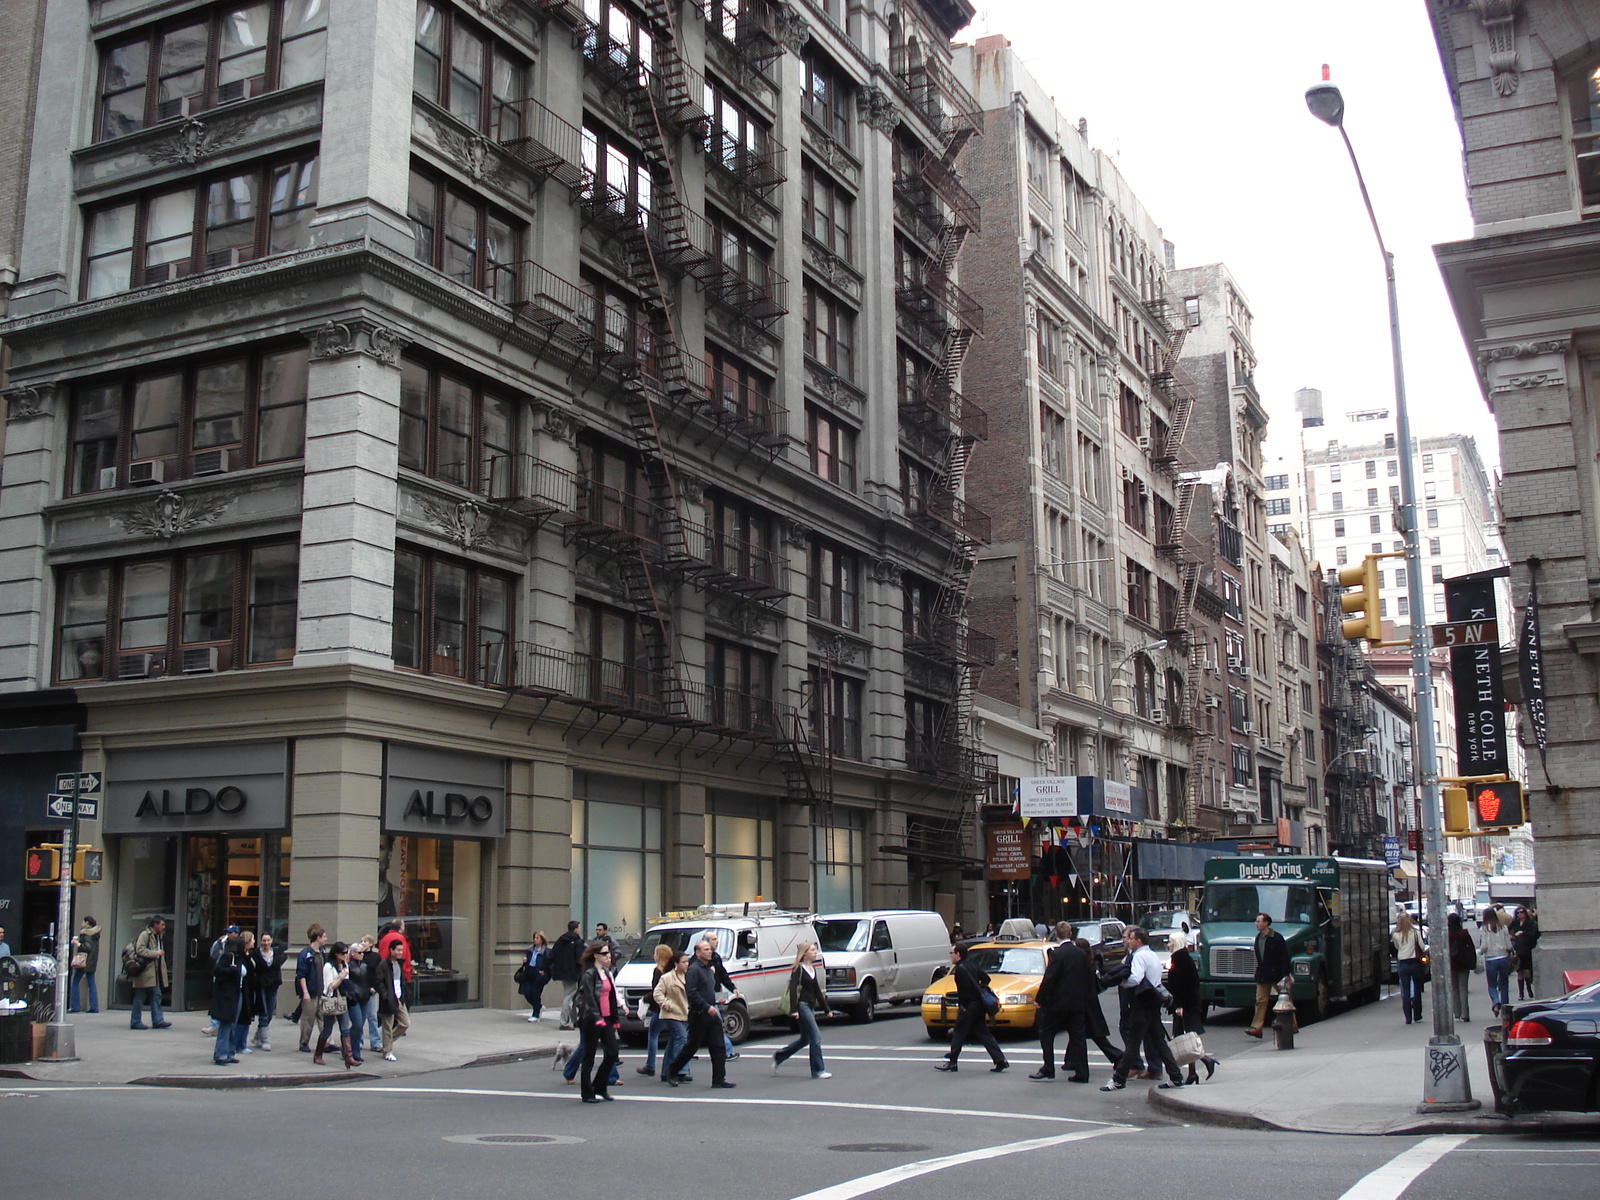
778 973 795 1017
978 985 1000 1014
1170 1031 1205 1065
514 965 529 985
70 952 88 969
316 994 349 1017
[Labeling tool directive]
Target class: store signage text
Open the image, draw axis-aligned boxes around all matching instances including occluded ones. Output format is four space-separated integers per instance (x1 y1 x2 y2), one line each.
402 789 495 825
134 786 248 819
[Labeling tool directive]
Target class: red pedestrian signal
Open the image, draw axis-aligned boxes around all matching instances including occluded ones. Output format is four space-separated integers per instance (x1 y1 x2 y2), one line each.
1473 781 1525 830
25 846 61 883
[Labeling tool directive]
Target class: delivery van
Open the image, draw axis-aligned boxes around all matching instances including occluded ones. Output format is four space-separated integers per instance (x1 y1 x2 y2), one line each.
614 902 819 1043
815 909 952 1021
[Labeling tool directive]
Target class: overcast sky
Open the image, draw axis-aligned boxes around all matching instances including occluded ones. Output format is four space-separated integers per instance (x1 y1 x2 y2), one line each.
964 0 1497 472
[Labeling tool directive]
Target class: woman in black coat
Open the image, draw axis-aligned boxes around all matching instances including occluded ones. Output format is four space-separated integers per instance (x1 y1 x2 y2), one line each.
934 944 1008 1073
1165 931 1217 1084
249 932 284 1051
1076 937 1126 1068
575 941 622 1103
209 935 251 1066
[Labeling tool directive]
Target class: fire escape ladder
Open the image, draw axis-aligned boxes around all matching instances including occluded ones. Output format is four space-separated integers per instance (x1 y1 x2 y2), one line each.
1181 639 1211 826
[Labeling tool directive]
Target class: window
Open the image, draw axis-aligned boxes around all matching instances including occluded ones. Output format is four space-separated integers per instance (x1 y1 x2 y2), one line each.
1335 547 1349 565
579 271 651 362
801 160 853 260
55 541 298 682
1265 474 1289 491
1397 596 1409 618
1266 497 1291 516
808 537 860 629
1036 311 1062 379
1422 453 1435 472
68 344 307 495
708 793 776 902
398 356 516 495
1365 460 1376 479
706 343 773 428
1329 464 1342 482
1431 564 1444 584
806 404 857 489
84 152 318 297
407 167 519 300
1424 481 1437 500
573 599 665 708
1295 586 1309 618
96 0 328 142
1029 219 1052 262
1125 558 1153 623
414 1 526 136
1025 128 1050 190
580 120 655 218
1569 60 1600 207
813 808 865 911
1429 538 1441 556
1298 634 1310 666
392 547 512 685
801 48 851 146
1333 519 1346 538
1367 488 1379 506
1119 384 1142 438
706 637 777 734
580 0 656 83
1078 436 1104 504
707 207 777 298
905 692 950 771
570 772 663 938
808 667 862 758
1040 404 1068 477
1370 514 1383 533
1331 492 1344 510
706 489 779 590
1395 567 1407 588
702 75 776 184
1389 486 1401 505
1184 296 1201 327
1122 474 1148 533
1379 598 1388 618
577 436 652 534
803 282 856 379
1426 508 1439 528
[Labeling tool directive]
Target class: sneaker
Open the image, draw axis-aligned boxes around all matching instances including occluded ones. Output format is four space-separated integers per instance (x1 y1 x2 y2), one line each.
528 1013 540 1022
1100 1081 1125 1091
812 1071 832 1079
772 1052 782 1075
259 1041 272 1053
726 1052 741 1060
383 1053 397 1062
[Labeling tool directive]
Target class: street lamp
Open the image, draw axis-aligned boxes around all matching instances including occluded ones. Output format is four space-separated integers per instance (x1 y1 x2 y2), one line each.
1305 67 1477 1114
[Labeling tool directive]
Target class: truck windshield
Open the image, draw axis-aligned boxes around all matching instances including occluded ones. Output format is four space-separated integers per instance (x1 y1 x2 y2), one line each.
630 926 733 963
816 919 869 953
1202 883 1318 925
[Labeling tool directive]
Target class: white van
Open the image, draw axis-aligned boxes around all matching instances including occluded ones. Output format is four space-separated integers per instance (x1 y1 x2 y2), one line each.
815 909 952 1021
614 902 819 1043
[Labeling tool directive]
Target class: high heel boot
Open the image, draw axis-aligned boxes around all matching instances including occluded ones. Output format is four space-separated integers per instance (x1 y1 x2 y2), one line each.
313 1036 329 1065
340 1035 357 1069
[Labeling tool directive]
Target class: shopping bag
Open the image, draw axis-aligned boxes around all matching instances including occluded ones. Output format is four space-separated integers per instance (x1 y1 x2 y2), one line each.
1169 1031 1205 1065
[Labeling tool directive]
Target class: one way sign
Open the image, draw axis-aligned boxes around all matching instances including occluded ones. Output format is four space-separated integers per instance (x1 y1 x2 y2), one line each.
46 794 98 820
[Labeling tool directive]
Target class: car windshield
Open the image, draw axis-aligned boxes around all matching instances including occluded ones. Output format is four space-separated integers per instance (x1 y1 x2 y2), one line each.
631 926 732 963
1145 932 1171 951
963 947 1045 976
1202 883 1317 925
816 919 869 953
1077 923 1113 943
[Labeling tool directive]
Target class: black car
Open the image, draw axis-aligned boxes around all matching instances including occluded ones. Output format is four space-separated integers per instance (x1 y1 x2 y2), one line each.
1073 919 1127 973
1488 980 1600 1114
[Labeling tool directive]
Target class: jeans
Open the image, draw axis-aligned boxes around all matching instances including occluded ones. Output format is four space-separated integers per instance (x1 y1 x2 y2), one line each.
643 1013 664 1070
1485 956 1511 1010
1450 968 1472 1022
660 1018 687 1074
130 986 163 1027
214 1021 240 1062
319 1009 354 1042
347 997 375 1053
68 968 98 1013
775 1002 826 1075
1397 959 1425 1023
255 989 277 1039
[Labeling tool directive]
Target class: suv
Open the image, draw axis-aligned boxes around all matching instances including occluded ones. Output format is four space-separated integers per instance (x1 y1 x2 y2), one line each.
1074 919 1127 972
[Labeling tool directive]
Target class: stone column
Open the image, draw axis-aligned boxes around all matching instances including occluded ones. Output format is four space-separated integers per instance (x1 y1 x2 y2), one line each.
288 735 383 940
0 385 60 686
667 781 708 910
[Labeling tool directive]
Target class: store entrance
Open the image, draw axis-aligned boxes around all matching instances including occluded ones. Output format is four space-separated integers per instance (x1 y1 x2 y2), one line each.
180 836 266 1010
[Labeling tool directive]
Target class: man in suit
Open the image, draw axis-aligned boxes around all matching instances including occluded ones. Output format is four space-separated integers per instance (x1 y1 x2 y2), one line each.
1030 922 1094 1083
1245 912 1292 1038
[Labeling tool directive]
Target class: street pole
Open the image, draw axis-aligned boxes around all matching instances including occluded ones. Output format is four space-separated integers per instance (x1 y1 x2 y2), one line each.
1306 73 1478 1112
43 770 81 1061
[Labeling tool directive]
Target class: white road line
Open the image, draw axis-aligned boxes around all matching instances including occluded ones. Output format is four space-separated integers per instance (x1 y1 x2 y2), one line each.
785 1126 1132 1200
1335 1135 1476 1200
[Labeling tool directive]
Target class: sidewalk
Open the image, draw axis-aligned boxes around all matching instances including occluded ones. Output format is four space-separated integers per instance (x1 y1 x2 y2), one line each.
1148 969 1600 1135
0 1005 568 1088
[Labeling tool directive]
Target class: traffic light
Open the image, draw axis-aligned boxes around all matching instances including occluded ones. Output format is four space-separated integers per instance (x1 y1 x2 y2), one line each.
74 847 104 883
1443 786 1471 837
1337 555 1383 643
1473 781 1525 830
24 846 61 883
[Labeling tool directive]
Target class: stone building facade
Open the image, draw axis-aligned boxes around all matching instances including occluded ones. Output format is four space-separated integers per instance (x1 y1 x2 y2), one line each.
1430 0 1600 989
0 0 993 1010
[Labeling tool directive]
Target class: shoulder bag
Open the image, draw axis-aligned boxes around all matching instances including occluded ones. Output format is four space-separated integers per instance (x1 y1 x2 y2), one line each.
1169 1031 1205 1065
317 993 349 1017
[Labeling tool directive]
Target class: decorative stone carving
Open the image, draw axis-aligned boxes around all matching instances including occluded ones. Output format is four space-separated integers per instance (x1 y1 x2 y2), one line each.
813 630 864 665
1479 337 1570 396
113 489 235 540
863 87 900 133
577 556 628 597
303 319 411 364
1469 0 1521 97
420 497 515 551
784 518 812 547
422 112 516 188
1477 337 1570 366
773 2 812 53
674 470 705 506
710 595 776 639
145 115 252 167
533 401 578 446
463 0 518 21
3 382 57 421
871 557 903 586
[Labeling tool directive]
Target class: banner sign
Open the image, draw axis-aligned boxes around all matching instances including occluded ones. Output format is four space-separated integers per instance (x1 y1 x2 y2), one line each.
1019 777 1146 821
1445 572 1510 778
1518 592 1548 753
985 823 1032 881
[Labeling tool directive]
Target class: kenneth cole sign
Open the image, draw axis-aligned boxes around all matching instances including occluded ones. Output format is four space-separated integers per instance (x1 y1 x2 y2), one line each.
105 742 288 834
1445 571 1510 778
384 744 507 839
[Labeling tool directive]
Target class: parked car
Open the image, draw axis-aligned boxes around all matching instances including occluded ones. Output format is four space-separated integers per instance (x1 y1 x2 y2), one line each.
1488 979 1600 1114
1074 919 1128 972
1138 909 1201 936
815 910 952 1022
920 939 1048 1036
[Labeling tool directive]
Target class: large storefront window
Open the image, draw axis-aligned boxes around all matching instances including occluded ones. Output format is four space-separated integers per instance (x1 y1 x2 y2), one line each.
571 772 662 939
708 792 774 905
378 834 481 1005
812 807 865 912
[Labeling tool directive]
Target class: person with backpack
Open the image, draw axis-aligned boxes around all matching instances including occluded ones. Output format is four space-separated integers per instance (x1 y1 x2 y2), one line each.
296 924 328 1052
1447 912 1477 1022
934 943 1008 1073
771 940 832 1079
128 916 172 1030
549 920 586 1029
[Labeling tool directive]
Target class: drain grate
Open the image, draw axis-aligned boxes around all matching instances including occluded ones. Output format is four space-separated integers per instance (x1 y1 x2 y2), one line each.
443 1133 587 1147
828 1144 931 1154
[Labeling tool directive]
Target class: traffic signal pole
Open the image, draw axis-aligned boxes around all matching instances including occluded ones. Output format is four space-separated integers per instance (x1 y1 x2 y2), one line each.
42 771 81 1062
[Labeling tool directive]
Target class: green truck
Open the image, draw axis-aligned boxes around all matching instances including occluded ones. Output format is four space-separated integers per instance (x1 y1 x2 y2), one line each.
1197 856 1389 1022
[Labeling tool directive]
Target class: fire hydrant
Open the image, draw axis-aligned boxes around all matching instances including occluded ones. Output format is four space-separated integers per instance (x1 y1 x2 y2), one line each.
1273 979 1298 1050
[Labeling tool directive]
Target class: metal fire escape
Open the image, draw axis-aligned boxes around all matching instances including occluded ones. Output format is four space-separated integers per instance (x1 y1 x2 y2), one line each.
1322 576 1385 858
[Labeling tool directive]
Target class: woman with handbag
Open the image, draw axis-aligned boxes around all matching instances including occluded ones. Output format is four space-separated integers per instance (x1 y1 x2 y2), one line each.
1165 931 1217 1084
576 941 622 1103
934 943 1008 1074
772 941 832 1079
67 916 100 1014
315 941 358 1068
518 931 552 1023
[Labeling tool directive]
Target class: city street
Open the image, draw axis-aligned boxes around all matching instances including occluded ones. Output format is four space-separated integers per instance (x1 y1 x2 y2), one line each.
3 1004 1596 1200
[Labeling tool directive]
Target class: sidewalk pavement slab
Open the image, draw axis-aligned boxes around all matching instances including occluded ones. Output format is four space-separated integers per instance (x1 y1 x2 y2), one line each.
1147 968 1600 1136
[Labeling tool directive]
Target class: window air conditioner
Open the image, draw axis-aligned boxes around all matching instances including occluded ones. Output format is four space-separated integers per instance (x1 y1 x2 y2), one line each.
156 94 196 122
191 448 232 476
1244 720 1257 735
1136 435 1152 453
181 646 220 674
127 459 165 486
1151 706 1167 724
1227 655 1242 670
117 652 157 678
97 466 118 490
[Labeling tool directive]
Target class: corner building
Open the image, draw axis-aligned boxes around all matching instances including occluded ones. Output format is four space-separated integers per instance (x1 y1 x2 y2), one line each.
0 0 994 1011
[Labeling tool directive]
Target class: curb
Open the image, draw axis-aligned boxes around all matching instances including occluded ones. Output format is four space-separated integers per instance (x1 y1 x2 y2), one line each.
1146 1088 1600 1136
130 1071 379 1089
466 1046 558 1068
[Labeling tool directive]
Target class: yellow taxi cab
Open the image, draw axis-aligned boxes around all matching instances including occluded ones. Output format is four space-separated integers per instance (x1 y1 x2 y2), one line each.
920 939 1049 1036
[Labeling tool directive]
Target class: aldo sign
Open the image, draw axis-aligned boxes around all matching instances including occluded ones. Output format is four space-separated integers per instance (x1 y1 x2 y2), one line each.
384 744 507 839
104 742 289 834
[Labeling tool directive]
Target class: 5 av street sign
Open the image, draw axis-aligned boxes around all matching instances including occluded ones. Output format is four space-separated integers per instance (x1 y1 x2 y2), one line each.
46 794 98 820
1432 620 1496 649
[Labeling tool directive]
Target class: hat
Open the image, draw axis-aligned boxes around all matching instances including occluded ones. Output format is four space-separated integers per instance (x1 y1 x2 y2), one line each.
225 925 240 934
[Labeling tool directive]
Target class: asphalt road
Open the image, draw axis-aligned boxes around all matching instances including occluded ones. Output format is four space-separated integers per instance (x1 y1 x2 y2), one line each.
2 1005 1596 1200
